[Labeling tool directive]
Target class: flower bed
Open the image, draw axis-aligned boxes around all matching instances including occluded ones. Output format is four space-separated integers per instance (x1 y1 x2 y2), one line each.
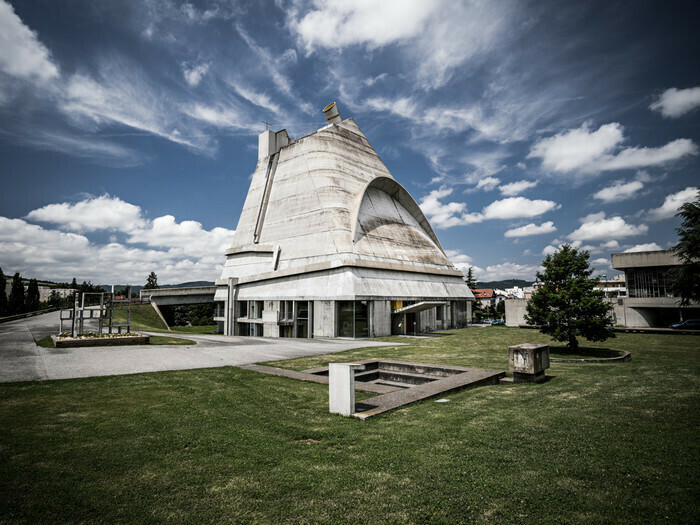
51 332 149 348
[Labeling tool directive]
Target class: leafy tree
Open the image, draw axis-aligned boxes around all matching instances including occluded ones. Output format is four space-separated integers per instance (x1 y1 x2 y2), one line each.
0 267 7 316
8 273 25 315
525 245 614 350
144 272 159 290
26 279 40 312
667 189 700 305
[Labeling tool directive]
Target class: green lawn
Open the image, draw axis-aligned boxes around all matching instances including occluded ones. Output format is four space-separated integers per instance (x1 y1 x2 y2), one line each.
1 328 698 523
112 304 215 335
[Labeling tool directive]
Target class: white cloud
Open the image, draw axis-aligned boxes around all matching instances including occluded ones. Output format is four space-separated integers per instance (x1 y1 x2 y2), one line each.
481 197 560 220
504 221 556 238
529 122 623 172
61 63 217 154
592 180 644 203
623 243 662 253
2 195 236 284
475 262 541 282
26 195 146 233
568 212 648 242
17 131 145 167
650 87 700 118
184 102 257 130
182 62 210 87
126 215 233 259
236 25 312 113
289 0 511 90
420 190 559 229
529 121 697 174
592 257 611 267
475 177 500 192
226 78 282 114
418 187 482 229
646 186 698 221
0 0 59 82
499 180 538 196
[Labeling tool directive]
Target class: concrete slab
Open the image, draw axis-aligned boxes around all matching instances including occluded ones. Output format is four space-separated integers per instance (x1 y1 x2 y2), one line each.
0 312 399 383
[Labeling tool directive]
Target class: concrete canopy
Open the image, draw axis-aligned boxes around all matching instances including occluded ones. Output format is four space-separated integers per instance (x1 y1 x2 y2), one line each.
217 118 473 302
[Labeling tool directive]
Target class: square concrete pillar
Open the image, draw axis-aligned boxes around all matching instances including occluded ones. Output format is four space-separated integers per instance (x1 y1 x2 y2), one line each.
329 363 366 416
508 343 550 382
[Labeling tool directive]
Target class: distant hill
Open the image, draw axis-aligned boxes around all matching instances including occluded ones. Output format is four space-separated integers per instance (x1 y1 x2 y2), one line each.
474 279 533 290
98 281 216 294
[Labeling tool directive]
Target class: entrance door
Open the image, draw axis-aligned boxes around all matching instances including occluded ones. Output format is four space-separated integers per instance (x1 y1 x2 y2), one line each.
406 312 417 335
391 314 404 335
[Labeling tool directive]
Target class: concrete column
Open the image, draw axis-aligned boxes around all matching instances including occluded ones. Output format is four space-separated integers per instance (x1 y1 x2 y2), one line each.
329 363 365 416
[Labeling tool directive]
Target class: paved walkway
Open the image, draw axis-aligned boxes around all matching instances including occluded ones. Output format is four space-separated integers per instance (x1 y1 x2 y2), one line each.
0 311 397 383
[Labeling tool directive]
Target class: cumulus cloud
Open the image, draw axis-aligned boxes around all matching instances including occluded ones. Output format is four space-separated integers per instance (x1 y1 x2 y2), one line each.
182 62 210 87
499 180 538 196
528 121 697 174
418 187 482 229
568 212 648 242
0 0 59 82
646 186 698 221
481 197 560 220
419 189 559 229
623 243 662 253
2 196 235 284
26 195 146 232
650 87 700 118
593 180 644 203
504 221 556 238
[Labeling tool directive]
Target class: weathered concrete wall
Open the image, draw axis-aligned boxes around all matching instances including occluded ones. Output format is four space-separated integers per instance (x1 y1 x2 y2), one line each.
612 250 679 269
505 298 528 327
313 300 335 338
371 300 391 337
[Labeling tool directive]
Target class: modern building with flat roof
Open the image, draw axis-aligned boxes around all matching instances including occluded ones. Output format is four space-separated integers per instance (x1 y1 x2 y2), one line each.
611 249 698 327
213 104 474 338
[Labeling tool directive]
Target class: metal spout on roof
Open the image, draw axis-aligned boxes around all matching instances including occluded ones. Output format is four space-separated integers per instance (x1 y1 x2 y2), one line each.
323 102 342 125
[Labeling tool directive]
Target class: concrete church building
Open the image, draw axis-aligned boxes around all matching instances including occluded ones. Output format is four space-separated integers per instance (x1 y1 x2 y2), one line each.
214 104 474 338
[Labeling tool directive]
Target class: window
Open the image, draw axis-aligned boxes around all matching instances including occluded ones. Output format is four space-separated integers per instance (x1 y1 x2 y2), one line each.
238 301 248 318
337 301 369 338
296 301 309 338
627 268 674 298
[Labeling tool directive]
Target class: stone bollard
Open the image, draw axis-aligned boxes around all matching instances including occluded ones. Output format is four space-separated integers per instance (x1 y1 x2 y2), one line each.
508 344 550 383
329 363 366 416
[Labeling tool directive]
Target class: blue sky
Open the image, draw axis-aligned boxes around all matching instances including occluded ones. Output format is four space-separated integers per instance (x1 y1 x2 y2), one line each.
0 0 698 286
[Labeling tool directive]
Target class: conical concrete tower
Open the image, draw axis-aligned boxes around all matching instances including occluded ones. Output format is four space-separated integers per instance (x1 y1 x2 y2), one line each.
215 105 473 337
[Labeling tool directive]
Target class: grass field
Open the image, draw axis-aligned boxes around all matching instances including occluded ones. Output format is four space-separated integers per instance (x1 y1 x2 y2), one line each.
112 304 216 335
1 328 698 523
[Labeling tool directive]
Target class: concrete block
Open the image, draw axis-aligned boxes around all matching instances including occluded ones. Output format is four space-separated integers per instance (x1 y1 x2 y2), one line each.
508 343 550 383
329 363 365 416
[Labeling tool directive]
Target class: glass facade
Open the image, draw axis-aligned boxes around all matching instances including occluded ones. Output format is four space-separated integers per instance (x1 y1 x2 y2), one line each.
296 301 309 338
337 301 369 338
626 268 675 298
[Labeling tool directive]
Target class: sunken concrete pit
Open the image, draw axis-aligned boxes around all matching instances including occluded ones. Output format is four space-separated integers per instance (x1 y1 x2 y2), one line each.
241 359 505 419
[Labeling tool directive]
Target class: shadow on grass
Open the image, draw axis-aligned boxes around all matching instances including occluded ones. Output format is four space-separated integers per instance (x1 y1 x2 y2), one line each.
549 346 625 359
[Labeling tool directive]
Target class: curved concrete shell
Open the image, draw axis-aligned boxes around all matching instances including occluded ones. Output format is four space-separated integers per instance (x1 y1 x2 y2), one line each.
216 115 473 338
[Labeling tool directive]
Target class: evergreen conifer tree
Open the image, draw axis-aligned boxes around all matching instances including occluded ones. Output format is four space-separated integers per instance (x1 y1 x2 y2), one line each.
144 272 159 290
0 267 7 316
8 273 25 315
525 245 614 350
26 279 40 312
